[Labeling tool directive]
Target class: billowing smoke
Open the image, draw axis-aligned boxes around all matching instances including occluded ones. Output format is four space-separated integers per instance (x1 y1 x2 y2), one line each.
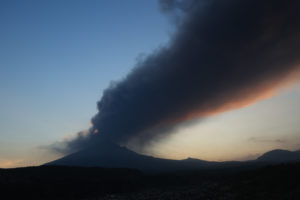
58 0 300 153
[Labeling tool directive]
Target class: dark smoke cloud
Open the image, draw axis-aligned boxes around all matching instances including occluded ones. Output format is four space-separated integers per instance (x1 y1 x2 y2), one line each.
57 0 300 153
159 0 200 14
158 0 199 24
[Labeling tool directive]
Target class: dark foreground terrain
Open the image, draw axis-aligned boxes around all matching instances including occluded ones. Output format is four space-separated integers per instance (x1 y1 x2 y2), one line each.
1 163 300 200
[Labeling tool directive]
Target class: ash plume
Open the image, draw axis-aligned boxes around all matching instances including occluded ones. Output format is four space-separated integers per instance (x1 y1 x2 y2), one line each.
58 0 300 153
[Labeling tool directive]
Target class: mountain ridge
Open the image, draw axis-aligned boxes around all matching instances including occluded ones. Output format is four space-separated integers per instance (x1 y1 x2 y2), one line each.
45 144 300 172
256 149 300 162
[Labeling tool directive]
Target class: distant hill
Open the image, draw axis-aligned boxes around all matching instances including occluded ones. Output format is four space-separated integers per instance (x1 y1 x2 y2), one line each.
256 149 300 163
45 143 300 172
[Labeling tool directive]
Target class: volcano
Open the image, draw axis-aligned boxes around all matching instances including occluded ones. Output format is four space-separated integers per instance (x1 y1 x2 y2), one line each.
45 141 216 172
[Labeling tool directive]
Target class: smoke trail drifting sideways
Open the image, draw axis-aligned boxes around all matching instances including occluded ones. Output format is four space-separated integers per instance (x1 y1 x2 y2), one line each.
60 0 300 153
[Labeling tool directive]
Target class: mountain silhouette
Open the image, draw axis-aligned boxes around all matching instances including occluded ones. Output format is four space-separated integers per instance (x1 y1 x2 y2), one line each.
46 144 300 172
256 149 300 163
46 141 233 172
46 141 206 172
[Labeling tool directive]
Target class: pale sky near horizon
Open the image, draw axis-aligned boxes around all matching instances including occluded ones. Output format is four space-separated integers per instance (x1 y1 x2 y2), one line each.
0 0 299 168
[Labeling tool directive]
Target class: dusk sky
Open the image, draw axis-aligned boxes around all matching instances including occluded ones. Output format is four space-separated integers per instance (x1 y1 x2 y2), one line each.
1 0 300 168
